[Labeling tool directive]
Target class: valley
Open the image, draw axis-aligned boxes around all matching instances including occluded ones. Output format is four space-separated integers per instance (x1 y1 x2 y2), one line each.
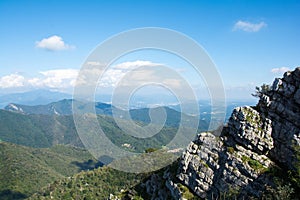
0 142 96 199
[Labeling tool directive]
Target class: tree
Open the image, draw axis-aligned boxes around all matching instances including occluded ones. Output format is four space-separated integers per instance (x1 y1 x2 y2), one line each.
252 83 270 98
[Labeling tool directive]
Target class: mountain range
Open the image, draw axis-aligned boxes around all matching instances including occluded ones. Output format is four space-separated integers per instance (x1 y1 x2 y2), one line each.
3 99 209 130
4 99 114 116
0 90 71 108
0 104 209 155
27 67 300 200
1 69 299 200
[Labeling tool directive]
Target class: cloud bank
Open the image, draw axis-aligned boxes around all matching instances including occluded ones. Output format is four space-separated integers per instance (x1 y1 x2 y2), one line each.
0 61 184 92
0 69 78 91
0 74 26 88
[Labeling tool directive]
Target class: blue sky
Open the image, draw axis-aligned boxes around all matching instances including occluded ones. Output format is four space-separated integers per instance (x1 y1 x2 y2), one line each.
0 0 299 100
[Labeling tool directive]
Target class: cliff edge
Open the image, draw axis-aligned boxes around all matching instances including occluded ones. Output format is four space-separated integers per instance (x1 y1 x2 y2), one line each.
118 68 300 200
176 67 300 199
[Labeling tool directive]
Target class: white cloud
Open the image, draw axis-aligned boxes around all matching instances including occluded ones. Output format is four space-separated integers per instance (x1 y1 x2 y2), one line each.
35 35 75 51
0 74 25 88
75 66 105 87
0 69 79 91
98 60 163 87
271 67 290 74
233 20 266 32
34 69 79 88
75 60 186 92
0 60 186 92
98 69 123 87
75 60 164 87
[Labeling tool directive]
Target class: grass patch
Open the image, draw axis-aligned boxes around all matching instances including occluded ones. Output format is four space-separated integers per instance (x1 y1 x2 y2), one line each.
227 147 235 154
248 159 265 172
241 155 265 172
177 183 195 199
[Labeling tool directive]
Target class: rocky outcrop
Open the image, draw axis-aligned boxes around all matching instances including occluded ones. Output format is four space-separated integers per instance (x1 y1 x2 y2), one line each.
4 103 25 114
225 106 273 155
178 119 273 198
176 67 300 199
257 68 300 170
110 67 300 199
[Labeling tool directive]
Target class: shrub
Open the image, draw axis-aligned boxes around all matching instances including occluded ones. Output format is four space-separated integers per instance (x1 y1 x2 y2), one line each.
262 183 294 199
252 83 271 98
241 155 265 172
177 183 195 199
145 148 158 153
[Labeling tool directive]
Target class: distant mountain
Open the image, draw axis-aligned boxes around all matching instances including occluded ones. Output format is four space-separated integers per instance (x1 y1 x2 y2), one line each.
4 99 73 115
0 108 205 153
0 89 71 108
4 99 118 116
129 106 208 130
3 99 209 130
0 142 96 199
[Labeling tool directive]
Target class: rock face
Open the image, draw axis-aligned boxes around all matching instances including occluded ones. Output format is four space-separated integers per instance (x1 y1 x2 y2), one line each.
110 67 300 200
257 68 300 170
176 67 300 199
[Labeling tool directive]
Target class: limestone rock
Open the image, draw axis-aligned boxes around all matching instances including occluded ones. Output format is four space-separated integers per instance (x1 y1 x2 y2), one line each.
177 67 300 199
110 67 300 200
257 67 300 170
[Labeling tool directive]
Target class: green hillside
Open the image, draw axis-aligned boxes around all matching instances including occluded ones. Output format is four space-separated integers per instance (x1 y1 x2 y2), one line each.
0 109 205 153
28 166 147 200
0 142 96 200
28 157 180 200
98 115 180 152
0 110 82 148
0 108 206 199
